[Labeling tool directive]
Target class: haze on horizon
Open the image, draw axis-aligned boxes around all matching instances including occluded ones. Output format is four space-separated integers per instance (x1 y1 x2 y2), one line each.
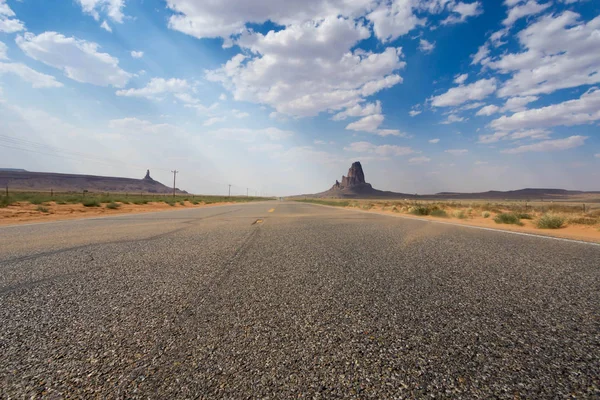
0 0 599 197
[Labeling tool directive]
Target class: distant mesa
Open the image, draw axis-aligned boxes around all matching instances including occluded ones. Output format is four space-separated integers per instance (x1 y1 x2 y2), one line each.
0 169 187 194
297 161 599 200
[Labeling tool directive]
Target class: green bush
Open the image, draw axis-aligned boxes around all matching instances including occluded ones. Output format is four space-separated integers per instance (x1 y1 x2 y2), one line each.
36 206 49 213
453 210 467 219
482 211 491 218
191 200 199 205
536 214 565 229
568 216 598 226
106 202 120 209
82 199 100 207
494 213 523 226
408 205 430 215
430 209 448 218
0 196 11 208
516 213 533 220
179 201 185 206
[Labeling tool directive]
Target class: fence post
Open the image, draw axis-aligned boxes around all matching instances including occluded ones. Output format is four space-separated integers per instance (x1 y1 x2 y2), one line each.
583 203 586 213
5 184 7 197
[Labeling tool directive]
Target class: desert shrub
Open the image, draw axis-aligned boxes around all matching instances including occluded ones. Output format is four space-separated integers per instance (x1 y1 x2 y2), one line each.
106 202 120 209
482 211 491 218
166 201 176 206
453 210 467 219
56 201 67 205
36 206 49 213
179 201 185 206
494 213 523 226
430 209 448 218
0 196 11 208
133 199 148 205
515 213 533 220
536 214 565 229
82 199 100 207
408 205 430 215
391 206 399 213
191 200 199 205
567 216 598 226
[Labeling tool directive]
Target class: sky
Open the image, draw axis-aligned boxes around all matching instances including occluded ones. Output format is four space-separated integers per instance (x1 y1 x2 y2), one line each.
0 0 599 196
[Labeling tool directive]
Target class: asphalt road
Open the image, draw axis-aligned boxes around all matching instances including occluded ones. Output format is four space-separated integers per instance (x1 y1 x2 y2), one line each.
1 201 598 398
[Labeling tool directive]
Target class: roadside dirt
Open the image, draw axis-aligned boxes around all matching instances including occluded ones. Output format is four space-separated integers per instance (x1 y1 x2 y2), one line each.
352 205 600 244
0 201 237 226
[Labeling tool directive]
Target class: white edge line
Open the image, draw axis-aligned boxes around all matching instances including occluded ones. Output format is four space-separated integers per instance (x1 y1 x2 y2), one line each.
0 200 275 229
300 201 600 247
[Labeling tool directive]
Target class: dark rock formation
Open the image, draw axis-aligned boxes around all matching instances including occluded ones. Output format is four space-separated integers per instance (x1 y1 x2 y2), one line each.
340 161 367 187
143 169 154 181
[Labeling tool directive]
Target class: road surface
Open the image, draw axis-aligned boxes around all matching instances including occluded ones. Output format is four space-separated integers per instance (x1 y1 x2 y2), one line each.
1 201 598 398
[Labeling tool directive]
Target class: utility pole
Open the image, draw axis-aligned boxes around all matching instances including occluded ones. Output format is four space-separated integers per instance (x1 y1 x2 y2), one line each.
228 184 232 198
171 170 179 198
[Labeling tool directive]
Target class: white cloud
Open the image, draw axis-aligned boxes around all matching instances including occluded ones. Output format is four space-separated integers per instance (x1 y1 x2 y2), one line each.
501 135 588 154
474 160 488 165
409 110 422 117
219 93 227 101
116 78 189 99
0 0 25 33
131 50 144 58
344 141 415 156
441 114 465 124
232 110 250 118
430 78 496 107
207 19 406 118
491 88 600 131
471 44 490 65
478 129 551 143
418 39 435 54
345 113 406 136
491 12 600 98
332 101 381 121
100 20 112 32
76 0 125 23
428 138 440 143
454 73 468 85
208 127 293 142
0 40 7 60
441 1 483 25
0 62 63 88
409 156 431 163
368 0 425 43
203 116 226 126
16 32 131 87
445 149 469 155
502 0 551 26
248 143 284 152
314 140 327 145
475 104 499 116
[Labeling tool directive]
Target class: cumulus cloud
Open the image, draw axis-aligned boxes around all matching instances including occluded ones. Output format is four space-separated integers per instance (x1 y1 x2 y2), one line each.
428 138 440 143
131 50 144 58
475 104 500 116
368 0 425 43
441 1 483 25
418 39 435 53
454 73 468 85
332 101 381 121
430 78 496 107
502 0 551 26
491 12 600 98
501 135 588 154
108 117 177 135
490 88 600 131
0 62 63 88
345 113 405 136
344 141 415 156
100 20 112 32
76 0 125 23
203 116 226 126
441 114 465 124
16 32 131 87
478 129 551 144
207 19 406 118
0 0 25 33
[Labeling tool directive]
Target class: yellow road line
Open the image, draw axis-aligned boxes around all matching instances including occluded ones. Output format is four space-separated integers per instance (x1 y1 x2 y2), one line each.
268 208 275 213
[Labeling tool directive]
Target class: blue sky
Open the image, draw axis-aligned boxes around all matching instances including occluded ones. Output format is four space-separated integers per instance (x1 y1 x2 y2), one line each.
0 0 598 196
